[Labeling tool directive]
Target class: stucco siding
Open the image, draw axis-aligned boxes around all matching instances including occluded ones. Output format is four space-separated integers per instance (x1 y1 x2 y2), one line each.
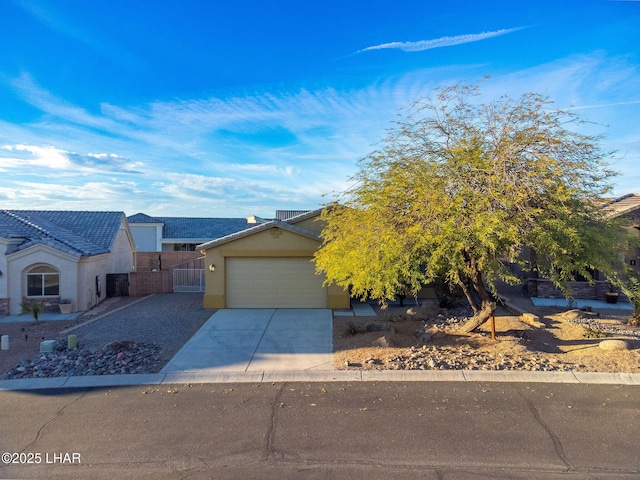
3 219 135 314
203 224 349 309
288 216 325 235
109 226 136 273
130 224 162 252
0 240 8 299
7 245 79 315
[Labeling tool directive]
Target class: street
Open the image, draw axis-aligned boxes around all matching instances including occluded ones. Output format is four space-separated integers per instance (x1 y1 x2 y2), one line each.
1 381 638 479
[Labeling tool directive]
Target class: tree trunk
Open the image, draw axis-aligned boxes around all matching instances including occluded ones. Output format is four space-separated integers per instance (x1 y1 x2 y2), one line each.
459 299 496 333
456 279 480 314
458 254 497 333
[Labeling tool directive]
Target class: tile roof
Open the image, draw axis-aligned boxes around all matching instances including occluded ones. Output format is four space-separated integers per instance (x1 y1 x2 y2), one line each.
0 210 125 257
127 214 250 240
602 193 640 218
127 213 162 223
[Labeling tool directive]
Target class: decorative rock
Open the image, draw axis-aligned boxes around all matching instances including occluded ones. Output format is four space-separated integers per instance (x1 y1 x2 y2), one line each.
521 313 545 328
560 310 582 321
406 300 442 321
1 340 162 380
371 336 393 347
419 333 432 343
598 339 630 351
40 340 56 353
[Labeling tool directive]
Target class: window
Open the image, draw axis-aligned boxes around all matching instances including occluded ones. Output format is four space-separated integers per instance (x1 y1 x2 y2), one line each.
173 243 197 252
573 267 597 283
27 265 60 297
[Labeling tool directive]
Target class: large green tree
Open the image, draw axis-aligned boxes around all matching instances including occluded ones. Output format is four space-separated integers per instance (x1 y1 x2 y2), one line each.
315 83 631 331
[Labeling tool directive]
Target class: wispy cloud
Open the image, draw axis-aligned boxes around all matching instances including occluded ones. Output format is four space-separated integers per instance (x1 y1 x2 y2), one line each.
1 144 143 174
357 27 526 54
1 51 638 215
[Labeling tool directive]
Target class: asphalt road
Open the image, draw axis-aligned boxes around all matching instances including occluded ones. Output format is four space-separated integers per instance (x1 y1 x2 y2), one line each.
0 381 638 479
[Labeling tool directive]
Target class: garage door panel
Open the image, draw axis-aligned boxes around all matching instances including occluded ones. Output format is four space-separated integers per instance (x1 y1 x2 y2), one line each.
226 258 327 308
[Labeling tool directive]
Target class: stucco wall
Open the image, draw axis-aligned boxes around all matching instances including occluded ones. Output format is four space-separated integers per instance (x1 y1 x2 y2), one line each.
4 220 135 315
109 225 136 273
288 216 325 235
7 246 80 315
130 223 162 252
0 240 8 299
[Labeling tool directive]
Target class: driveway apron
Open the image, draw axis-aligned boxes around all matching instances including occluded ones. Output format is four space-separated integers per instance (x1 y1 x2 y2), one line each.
160 309 333 372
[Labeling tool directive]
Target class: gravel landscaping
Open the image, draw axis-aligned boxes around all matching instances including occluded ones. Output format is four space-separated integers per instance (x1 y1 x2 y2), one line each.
1 293 215 379
64 293 214 360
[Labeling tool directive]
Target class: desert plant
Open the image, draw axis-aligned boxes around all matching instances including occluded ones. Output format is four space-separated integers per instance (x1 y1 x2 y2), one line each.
20 300 45 324
619 276 640 325
582 326 605 339
611 270 640 325
342 321 364 336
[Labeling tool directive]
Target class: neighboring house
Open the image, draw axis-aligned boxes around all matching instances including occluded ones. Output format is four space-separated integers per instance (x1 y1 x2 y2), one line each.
527 193 640 300
198 209 349 309
127 213 254 252
0 210 135 315
275 210 310 221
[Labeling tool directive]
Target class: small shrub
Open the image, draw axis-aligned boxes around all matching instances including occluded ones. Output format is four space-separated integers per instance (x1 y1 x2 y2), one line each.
582 326 604 339
20 300 45 324
342 321 364 336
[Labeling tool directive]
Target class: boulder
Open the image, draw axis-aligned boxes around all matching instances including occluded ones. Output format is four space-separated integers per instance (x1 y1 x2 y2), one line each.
598 339 630 351
560 309 582 321
406 300 442 321
371 336 393 347
417 326 445 344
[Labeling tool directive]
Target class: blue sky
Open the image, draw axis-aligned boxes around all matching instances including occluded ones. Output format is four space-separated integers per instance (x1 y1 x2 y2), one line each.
1 0 639 217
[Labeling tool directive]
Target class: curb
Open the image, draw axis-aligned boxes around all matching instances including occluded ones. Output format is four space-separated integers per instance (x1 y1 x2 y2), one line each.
2 370 640 391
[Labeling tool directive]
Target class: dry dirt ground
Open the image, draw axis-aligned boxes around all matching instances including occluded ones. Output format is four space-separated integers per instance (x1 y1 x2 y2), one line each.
333 301 640 373
0 319 80 375
2 299 640 376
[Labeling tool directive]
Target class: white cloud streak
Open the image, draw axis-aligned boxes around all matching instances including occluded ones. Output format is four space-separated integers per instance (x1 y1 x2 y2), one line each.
1 144 143 174
1 52 638 215
358 27 526 53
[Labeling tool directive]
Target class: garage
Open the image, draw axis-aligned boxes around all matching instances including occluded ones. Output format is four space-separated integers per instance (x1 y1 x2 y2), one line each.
226 257 327 308
199 213 350 309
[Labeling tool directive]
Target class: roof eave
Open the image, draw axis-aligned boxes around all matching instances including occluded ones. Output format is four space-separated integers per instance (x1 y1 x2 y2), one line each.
197 220 320 251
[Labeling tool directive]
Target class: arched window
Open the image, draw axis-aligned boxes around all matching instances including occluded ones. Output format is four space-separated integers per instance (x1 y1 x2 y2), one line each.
27 265 60 297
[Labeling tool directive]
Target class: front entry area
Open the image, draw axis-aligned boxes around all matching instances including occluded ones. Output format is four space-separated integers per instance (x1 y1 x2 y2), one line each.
160 308 332 372
225 258 327 308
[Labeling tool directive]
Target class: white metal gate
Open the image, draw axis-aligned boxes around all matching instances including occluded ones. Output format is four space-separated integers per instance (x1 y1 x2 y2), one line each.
173 269 205 292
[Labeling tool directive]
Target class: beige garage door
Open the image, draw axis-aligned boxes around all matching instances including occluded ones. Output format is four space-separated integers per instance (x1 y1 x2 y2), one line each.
226 257 327 308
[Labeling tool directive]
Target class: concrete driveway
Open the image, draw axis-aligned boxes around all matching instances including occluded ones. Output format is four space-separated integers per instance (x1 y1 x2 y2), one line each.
160 309 333 373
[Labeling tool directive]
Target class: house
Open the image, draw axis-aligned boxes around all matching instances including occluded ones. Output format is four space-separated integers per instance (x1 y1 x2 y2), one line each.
0 210 135 315
127 213 254 252
527 193 640 300
198 209 350 309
